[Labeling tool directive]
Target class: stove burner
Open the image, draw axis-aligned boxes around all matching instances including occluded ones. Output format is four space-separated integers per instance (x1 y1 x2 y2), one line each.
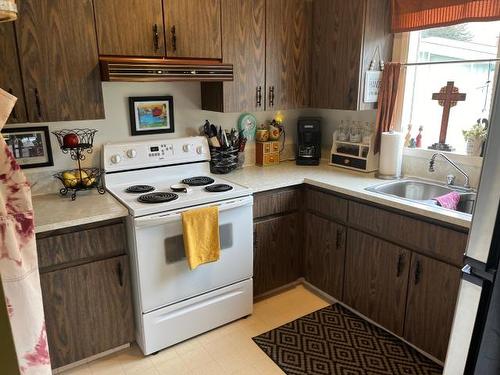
205 184 233 193
138 192 178 204
182 176 215 186
126 185 155 194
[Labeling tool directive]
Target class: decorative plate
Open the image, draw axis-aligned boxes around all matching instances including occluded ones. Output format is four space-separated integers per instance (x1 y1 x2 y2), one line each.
237 113 257 141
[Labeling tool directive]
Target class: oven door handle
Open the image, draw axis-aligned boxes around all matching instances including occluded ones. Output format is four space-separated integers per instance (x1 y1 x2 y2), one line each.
134 196 253 228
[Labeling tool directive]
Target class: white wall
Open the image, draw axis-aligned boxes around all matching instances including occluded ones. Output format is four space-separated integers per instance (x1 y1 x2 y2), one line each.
8 81 481 195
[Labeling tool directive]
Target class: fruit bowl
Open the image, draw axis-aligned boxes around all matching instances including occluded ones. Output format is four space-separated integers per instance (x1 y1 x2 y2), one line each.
54 168 105 200
51 129 98 161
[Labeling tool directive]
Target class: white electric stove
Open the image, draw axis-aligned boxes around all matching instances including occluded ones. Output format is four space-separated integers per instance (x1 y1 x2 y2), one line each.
103 136 253 355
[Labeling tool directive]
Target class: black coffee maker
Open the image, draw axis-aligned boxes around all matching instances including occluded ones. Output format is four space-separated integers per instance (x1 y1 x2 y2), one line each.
296 118 321 165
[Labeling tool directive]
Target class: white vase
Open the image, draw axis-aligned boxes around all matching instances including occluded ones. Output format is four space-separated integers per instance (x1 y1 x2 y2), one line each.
466 138 483 157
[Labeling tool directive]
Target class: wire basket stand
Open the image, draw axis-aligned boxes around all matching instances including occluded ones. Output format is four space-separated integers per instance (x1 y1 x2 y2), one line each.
51 129 105 200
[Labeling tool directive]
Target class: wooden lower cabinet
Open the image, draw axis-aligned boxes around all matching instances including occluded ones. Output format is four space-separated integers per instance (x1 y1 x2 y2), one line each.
304 213 345 300
253 213 301 296
404 254 461 361
41 255 134 368
344 229 410 336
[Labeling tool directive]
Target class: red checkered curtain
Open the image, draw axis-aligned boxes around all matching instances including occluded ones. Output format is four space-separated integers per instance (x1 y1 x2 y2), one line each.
391 0 500 32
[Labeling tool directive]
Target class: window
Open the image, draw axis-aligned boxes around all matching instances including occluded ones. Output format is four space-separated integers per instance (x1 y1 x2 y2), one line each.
399 21 500 154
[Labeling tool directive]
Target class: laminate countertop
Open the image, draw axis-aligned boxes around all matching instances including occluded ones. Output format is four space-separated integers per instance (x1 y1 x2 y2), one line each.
33 190 128 234
225 161 472 229
32 161 472 233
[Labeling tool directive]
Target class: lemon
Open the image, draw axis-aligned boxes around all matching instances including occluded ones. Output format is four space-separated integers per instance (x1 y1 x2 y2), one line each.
62 171 78 188
84 177 96 187
75 170 89 182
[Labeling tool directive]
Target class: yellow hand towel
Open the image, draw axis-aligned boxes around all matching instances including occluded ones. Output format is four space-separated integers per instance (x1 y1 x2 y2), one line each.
182 206 221 270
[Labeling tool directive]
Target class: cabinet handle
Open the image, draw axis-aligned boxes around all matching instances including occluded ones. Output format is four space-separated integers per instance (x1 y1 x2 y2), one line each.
268 86 275 107
7 88 17 120
170 25 177 52
256 86 262 107
414 260 422 285
117 261 124 287
153 24 160 51
336 228 343 250
34 88 42 118
396 253 404 277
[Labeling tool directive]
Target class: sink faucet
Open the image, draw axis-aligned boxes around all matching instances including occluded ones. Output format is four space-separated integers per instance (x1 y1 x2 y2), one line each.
429 153 471 190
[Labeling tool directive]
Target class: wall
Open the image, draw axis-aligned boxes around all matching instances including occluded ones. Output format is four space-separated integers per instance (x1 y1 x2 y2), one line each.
7 81 483 195
10 82 309 195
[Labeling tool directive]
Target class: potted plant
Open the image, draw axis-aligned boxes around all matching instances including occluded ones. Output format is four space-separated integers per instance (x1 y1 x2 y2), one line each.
462 121 487 156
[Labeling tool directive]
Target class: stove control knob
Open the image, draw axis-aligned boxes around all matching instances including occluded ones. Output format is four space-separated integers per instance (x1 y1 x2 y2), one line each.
126 149 137 159
183 144 193 153
196 145 204 155
111 154 122 164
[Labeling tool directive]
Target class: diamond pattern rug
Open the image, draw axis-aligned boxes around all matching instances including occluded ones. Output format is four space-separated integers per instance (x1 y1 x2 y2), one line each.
252 304 443 375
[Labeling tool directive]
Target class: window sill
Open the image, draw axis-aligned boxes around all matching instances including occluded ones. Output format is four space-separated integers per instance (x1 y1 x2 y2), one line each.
403 147 483 168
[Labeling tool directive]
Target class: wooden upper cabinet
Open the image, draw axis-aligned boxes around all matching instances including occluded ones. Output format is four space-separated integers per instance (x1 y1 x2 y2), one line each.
0 23 28 124
163 0 221 59
16 0 104 122
404 254 461 361
266 0 312 110
94 0 165 57
201 0 265 112
311 0 393 110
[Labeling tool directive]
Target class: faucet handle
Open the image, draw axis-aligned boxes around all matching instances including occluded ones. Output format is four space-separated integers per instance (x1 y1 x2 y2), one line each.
447 174 456 186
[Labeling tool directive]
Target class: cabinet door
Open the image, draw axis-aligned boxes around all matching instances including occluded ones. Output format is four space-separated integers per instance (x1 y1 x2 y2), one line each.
404 254 461 361
164 0 221 59
16 0 104 122
254 213 301 296
41 256 134 368
304 213 345 300
0 23 28 123
311 0 364 110
266 0 312 110
221 0 265 112
94 0 165 57
344 229 410 336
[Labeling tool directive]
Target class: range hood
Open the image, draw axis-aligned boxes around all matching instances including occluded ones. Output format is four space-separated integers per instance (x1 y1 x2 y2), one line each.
99 57 233 82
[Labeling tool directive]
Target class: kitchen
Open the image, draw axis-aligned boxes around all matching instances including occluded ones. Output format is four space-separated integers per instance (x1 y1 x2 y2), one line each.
0 1 499 375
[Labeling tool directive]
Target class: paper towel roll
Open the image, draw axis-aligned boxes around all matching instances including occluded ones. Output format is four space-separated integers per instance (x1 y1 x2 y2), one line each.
379 132 404 177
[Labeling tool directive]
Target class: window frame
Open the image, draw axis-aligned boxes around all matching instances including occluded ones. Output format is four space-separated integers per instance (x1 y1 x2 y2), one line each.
392 26 500 158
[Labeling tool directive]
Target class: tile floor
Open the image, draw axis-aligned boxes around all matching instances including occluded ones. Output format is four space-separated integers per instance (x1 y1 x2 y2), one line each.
60 285 330 375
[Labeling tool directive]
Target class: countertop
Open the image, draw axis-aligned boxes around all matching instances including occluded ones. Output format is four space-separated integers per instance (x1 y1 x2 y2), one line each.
33 190 128 234
32 161 472 233
225 161 472 229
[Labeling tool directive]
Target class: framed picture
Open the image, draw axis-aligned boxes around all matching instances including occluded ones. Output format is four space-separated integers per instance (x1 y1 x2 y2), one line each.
129 96 175 136
2 126 53 169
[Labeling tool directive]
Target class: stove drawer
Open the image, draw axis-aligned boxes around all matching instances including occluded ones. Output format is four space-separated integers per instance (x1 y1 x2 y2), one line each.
138 279 252 355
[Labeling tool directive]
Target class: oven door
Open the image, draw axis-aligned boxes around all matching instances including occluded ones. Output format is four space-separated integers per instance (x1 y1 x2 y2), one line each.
133 196 253 313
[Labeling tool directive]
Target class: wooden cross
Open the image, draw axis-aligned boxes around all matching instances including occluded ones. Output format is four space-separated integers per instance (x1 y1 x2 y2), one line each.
432 81 466 144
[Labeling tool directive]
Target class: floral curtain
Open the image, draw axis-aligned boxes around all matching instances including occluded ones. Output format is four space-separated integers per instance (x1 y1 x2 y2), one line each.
392 0 500 32
0 89 51 374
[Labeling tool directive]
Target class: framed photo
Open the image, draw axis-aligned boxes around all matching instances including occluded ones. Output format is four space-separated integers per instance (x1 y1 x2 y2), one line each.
129 96 175 136
2 126 53 169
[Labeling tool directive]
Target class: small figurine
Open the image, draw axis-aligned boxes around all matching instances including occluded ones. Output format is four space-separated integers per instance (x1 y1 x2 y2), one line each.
409 138 416 148
404 124 413 147
416 126 423 148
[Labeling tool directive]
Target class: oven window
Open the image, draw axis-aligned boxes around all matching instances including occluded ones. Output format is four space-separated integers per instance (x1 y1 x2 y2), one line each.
164 224 234 263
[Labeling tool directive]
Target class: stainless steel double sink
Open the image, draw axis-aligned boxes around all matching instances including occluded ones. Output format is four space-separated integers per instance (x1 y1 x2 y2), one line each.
365 178 476 214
